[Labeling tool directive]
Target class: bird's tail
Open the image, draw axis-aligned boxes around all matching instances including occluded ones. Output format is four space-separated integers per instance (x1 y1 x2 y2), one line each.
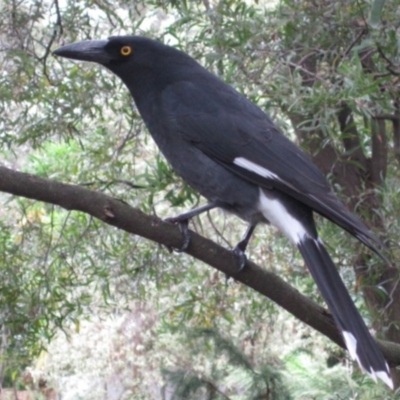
297 236 393 389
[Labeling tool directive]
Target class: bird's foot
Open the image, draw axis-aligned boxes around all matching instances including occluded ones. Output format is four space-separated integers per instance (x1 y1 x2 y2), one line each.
165 216 191 252
225 242 248 283
232 241 248 273
228 224 254 277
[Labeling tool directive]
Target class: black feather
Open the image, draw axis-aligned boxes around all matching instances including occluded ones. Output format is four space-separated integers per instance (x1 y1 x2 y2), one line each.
298 236 391 383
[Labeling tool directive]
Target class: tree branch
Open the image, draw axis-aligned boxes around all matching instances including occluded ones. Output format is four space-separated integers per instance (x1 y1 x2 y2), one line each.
392 100 400 165
371 117 388 186
337 101 365 158
0 166 399 366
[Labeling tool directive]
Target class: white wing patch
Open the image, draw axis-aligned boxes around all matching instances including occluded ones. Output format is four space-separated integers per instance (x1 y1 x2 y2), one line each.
258 189 307 244
234 157 281 181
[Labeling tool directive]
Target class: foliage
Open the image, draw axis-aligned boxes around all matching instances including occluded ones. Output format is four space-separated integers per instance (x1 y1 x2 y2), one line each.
161 327 291 400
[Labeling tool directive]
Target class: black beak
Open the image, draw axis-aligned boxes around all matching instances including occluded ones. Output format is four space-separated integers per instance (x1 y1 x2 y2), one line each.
53 40 110 63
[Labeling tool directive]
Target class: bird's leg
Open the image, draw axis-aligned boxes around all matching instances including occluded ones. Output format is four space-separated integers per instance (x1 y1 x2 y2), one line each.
165 202 219 252
232 224 256 272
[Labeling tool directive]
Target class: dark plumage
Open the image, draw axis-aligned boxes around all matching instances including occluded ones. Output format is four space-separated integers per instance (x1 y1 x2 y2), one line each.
53 36 393 388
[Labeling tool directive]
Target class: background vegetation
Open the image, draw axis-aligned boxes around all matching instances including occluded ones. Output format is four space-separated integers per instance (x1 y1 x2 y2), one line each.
0 0 399 398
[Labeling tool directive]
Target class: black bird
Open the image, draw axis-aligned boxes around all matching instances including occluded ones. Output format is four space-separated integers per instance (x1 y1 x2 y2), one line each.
53 36 393 388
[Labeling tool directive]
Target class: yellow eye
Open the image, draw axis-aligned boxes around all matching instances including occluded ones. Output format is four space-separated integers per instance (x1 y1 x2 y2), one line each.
120 45 132 56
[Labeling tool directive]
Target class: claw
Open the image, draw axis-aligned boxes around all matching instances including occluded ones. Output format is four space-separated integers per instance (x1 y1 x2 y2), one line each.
226 224 256 280
165 217 191 252
164 202 219 253
233 244 248 272
224 242 249 283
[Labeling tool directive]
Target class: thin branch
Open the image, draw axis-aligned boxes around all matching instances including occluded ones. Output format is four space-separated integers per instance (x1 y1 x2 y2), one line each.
297 49 320 67
371 117 388 185
376 45 400 75
287 60 330 86
37 0 63 84
356 45 389 186
374 114 400 121
111 124 139 159
393 100 400 165
206 211 232 248
337 101 365 157
342 27 366 60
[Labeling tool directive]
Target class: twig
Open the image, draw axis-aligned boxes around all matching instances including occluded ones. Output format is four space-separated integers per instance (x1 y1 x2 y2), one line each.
342 27 366 59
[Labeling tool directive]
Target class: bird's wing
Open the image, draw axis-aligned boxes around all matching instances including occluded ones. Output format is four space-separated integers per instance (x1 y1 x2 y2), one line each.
162 81 387 261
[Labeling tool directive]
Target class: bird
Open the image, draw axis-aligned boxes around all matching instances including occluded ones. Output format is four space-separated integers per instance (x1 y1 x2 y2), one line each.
53 36 393 388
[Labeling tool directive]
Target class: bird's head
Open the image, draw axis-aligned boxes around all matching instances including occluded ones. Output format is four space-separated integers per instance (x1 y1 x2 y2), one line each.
54 36 166 64
53 36 198 90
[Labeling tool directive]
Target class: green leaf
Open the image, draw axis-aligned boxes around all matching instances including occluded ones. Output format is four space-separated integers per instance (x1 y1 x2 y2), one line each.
370 0 386 27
